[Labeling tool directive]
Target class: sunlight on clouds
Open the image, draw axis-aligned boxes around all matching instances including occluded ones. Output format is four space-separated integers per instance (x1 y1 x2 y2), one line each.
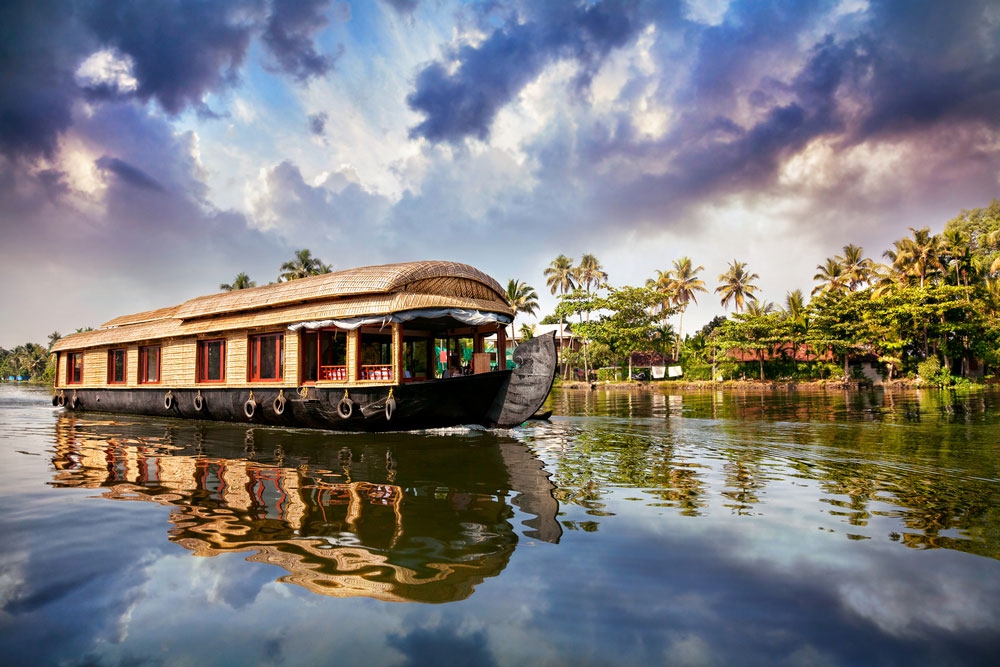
779 137 908 198
834 0 870 18
682 0 731 26
492 59 579 159
591 25 671 141
74 49 138 93
232 98 256 124
58 138 108 197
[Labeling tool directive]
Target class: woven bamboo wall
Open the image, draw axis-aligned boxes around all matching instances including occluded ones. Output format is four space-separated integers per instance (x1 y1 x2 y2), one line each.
283 331 298 387
82 348 105 386
162 339 195 386
227 334 247 385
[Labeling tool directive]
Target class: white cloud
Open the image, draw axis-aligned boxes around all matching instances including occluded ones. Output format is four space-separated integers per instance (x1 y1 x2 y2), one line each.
74 49 138 94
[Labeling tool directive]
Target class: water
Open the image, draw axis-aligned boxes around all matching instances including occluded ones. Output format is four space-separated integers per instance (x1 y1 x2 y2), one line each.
2 383 999 666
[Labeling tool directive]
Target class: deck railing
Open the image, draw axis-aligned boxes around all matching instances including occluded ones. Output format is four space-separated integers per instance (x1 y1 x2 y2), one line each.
360 365 393 381
319 365 348 381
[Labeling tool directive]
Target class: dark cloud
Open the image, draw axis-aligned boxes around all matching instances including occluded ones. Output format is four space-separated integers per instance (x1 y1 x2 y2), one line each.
308 112 328 135
95 156 165 192
82 0 258 115
383 0 419 15
0 0 83 159
389 626 497 667
262 0 340 81
407 0 644 144
0 0 340 161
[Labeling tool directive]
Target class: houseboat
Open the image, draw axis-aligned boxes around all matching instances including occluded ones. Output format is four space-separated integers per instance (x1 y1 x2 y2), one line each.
50 261 557 431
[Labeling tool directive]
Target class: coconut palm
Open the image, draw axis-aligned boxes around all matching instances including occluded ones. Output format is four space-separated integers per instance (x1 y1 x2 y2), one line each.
885 227 945 288
220 272 257 291
811 257 849 296
279 249 333 282
506 279 539 340
744 299 776 316
837 244 874 291
575 254 607 293
544 255 577 378
646 269 675 321
47 331 62 351
782 290 806 323
544 255 576 297
940 229 976 289
668 256 707 356
716 260 759 313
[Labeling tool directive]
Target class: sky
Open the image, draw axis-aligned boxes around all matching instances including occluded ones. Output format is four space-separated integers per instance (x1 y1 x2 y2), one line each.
2 0 999 348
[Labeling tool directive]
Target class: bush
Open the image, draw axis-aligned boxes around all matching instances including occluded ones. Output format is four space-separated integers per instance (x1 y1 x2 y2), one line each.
917 357 940 382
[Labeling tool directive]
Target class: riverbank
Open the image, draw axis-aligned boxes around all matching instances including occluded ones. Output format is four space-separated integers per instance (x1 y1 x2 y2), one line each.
558 378 997 391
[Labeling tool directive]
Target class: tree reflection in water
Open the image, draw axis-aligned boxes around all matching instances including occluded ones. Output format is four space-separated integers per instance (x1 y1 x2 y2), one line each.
532 387 1000 559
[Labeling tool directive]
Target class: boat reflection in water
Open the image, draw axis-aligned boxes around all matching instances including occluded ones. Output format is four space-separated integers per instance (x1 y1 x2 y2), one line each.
50 415 561 603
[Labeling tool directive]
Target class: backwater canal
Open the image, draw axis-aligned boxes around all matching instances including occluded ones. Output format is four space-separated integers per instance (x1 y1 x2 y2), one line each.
1 383 998 666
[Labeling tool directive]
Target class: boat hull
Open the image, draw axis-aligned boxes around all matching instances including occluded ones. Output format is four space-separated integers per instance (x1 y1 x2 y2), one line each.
55 333 558 432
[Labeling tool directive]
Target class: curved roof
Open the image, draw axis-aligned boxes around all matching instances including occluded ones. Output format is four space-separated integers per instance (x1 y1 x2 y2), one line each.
52 260 512 351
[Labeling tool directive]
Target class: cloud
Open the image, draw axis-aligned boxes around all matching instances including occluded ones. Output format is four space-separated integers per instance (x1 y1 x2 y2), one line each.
0 0 83 159
383 0 419 16
81 0 260 115
94 156 165 192
407 0 644 144
308 112 328 135
262 0 341 81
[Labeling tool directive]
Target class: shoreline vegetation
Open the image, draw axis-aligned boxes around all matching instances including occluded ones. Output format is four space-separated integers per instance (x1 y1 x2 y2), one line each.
557 377 1000 391
524 200 1000 389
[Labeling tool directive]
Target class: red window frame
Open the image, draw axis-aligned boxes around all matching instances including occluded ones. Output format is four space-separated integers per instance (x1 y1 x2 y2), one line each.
196 339 227 383
66 352 83 385
138 345 161 384
249 333 283 382
107 348 126 384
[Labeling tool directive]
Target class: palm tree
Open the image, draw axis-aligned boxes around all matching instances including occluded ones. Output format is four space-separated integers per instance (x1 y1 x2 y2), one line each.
220 272 257 291
811 257 848 296
544 254 576 297
575 254 607 293
47 331 62 351
837 244 874 291
279 249 333 282
716 260 759 313
885 227 945 288
544 255 576 379
669 256 707 357
744 299 776 316
646 270 674 321
506 279 539 341
782 289 808 360
782 290 806 323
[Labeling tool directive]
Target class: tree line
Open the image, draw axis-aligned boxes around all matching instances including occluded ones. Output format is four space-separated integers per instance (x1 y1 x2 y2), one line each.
507 199 1000 384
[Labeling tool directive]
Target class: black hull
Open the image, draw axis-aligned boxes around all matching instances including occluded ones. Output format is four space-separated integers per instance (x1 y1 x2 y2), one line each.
56 333 558 432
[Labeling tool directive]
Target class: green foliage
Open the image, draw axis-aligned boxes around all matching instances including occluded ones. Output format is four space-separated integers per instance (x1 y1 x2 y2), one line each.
566 285 662 367
0 342 51 382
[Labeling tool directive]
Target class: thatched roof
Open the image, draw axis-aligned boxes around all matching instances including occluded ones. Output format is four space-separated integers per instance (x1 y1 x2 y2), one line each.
52 260 513 351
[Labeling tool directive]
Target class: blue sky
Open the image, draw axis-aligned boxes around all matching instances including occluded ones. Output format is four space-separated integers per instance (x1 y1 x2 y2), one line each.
2 0 999 347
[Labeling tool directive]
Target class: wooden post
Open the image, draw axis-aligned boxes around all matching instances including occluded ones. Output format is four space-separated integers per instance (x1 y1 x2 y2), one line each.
393 323 403 384
496 326 507 371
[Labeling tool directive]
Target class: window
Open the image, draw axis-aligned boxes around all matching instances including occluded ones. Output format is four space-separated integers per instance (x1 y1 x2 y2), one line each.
138 345 160 384
107 349 126 384
358 330 393 381
66 352 83 384
197 339 226 383
249 333 283 381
